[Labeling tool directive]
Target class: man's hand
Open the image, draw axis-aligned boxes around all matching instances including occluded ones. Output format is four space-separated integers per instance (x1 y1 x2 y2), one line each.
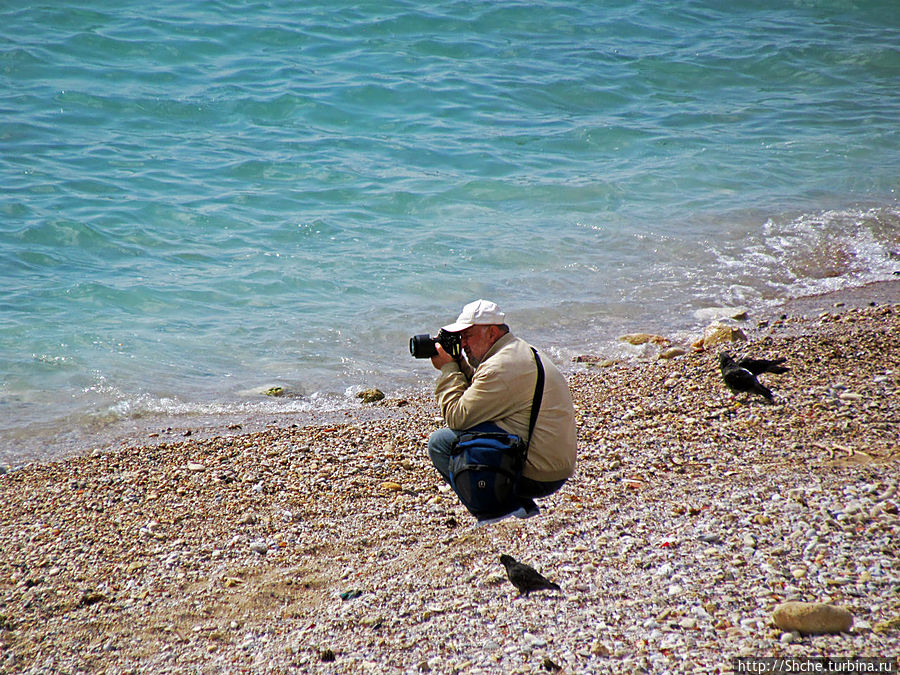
430 344 456 370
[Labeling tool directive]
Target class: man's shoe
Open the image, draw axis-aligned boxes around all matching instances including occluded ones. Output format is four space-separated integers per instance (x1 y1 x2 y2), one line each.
476 510 517 527
475 500 540 526
514 499 540 519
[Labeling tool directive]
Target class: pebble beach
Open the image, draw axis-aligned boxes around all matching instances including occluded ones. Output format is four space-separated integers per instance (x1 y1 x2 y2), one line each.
2 285 899 674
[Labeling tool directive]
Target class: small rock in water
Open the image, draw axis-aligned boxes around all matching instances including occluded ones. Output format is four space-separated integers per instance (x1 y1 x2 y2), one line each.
357 388 385 403
772 601 852 635
249 540 268 555
618 333 670 346
693 306 750 322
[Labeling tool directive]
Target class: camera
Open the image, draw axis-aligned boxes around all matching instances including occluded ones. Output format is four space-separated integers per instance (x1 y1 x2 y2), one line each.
409 329 462 359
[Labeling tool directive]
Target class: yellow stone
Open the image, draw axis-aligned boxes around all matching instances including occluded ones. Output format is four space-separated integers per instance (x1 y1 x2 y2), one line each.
659 347 686 360
772 602 852 635
701 322 747 349
619 333 670 346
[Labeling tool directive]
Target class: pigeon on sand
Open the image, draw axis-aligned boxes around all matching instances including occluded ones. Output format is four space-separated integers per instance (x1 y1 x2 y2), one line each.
500 554 560 596
718 352 774 401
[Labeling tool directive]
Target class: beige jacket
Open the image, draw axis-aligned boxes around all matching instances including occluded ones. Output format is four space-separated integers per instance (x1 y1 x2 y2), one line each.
435 332 577 482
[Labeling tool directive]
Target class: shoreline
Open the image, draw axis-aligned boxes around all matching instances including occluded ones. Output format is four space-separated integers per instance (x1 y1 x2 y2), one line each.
765 278 900 317
20 278 899 470
1 284 898 672
49 280 900 470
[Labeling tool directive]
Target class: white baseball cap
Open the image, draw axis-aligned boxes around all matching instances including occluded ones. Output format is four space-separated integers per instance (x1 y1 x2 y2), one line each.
441 299 506 333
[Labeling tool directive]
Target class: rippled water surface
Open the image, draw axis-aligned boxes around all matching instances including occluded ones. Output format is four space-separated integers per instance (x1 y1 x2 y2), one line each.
1 1 899 464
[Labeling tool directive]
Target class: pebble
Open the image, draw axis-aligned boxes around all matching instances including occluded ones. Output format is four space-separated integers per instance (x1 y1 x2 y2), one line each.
779 630 801 644
772 602 854 635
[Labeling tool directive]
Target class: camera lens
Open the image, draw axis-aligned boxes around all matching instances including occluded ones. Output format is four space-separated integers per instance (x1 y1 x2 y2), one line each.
409 334 438 358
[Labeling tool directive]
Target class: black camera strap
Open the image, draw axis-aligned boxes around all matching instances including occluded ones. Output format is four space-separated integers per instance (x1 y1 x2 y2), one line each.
524 347 545 455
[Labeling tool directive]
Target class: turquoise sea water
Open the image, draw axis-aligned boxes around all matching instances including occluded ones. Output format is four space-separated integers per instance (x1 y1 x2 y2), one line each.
2 1 899 465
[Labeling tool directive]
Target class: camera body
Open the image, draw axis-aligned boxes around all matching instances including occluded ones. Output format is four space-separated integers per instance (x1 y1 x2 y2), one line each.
409 329 462 359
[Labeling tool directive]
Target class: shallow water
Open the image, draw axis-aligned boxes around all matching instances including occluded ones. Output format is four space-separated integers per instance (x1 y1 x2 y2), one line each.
1 1 899 465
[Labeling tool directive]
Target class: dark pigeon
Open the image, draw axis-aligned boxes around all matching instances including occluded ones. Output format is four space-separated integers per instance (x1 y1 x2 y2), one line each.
500 554 560 596
736 356 789 375
718 353 774 401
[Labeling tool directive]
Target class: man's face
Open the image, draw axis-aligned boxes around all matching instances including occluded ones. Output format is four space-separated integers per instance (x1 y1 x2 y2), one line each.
459 324 497 364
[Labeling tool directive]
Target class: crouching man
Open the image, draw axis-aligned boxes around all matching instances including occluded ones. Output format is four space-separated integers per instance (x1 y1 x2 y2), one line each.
427 299 577 524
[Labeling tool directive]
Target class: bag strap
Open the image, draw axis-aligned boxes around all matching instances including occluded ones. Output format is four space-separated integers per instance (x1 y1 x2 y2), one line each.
525 347 545 452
